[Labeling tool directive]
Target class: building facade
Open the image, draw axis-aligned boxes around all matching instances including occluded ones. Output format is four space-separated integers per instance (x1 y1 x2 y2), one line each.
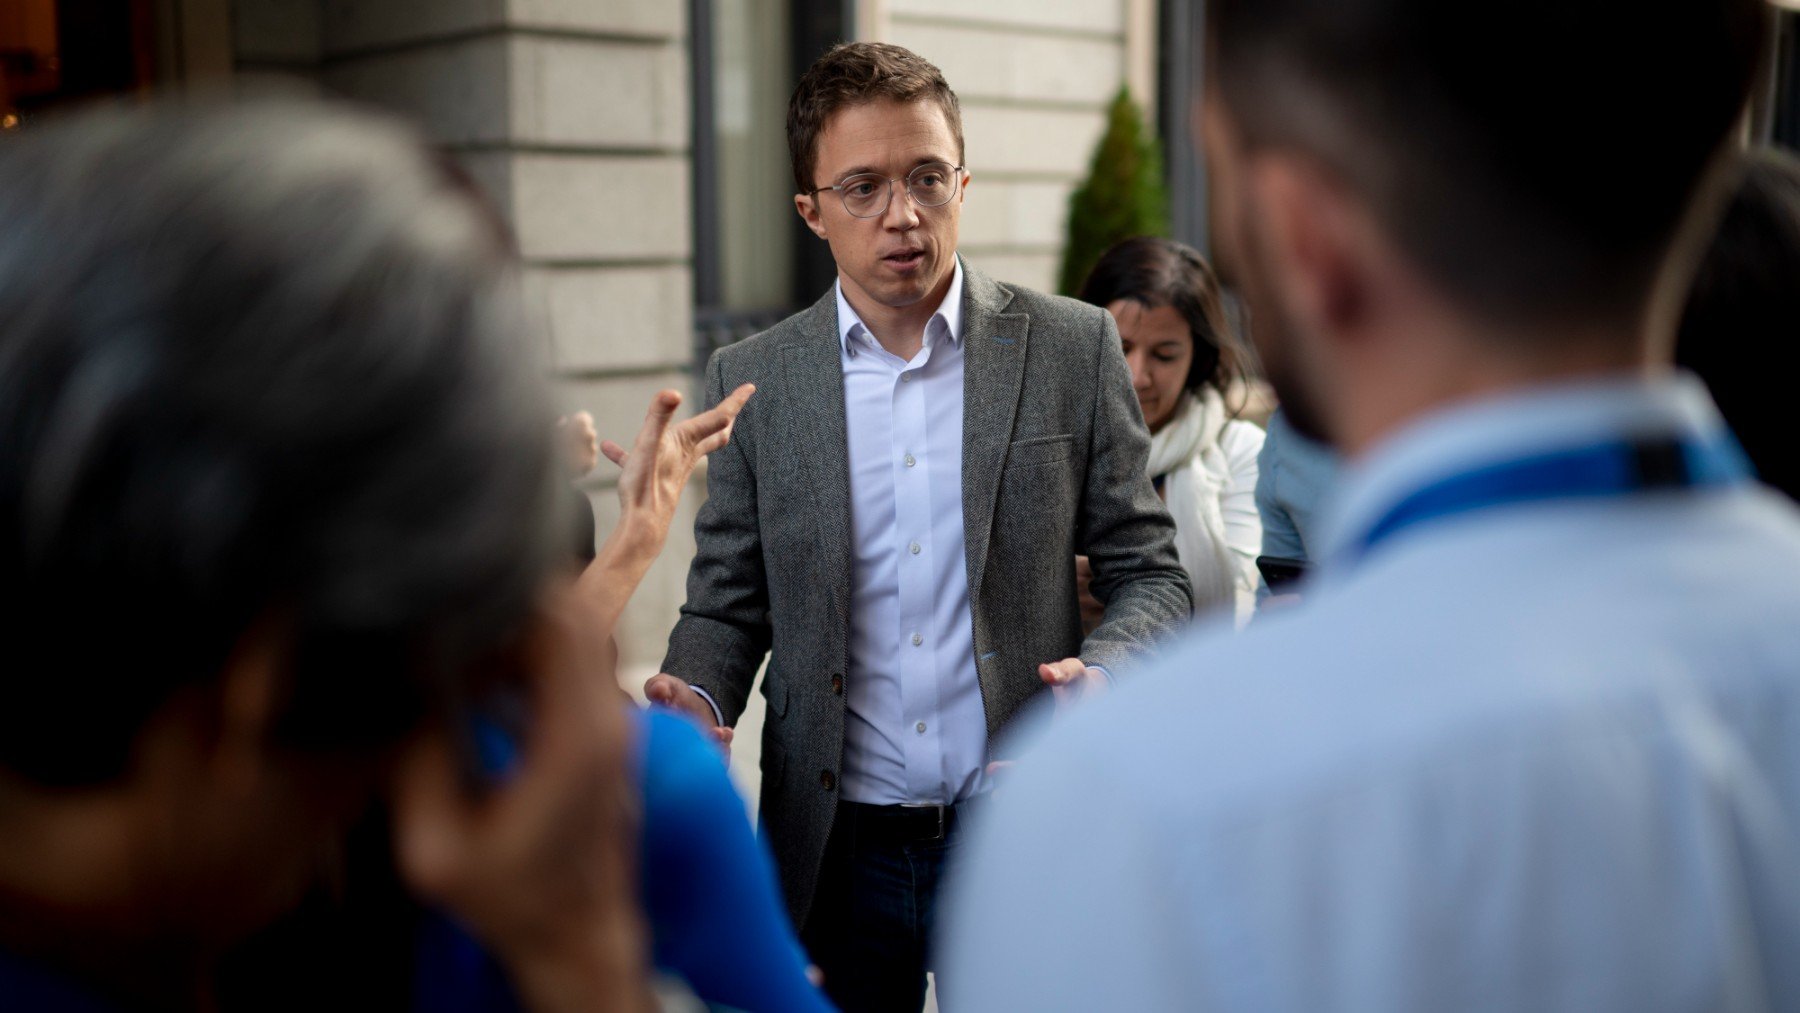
3 0 1174 670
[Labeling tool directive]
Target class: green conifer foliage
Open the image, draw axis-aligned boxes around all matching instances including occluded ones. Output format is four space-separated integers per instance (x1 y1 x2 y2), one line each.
1056 87 1171 297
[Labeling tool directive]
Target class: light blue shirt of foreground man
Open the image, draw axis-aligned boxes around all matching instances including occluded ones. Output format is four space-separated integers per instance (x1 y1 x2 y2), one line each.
943 1 1800 1011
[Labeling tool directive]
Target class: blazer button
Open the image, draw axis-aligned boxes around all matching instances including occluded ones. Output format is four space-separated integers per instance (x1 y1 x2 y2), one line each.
831 674 844 695
820 770 836 791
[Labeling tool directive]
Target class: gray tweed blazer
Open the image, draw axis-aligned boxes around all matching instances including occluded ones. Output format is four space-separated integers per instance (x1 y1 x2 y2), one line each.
661 262 1191 927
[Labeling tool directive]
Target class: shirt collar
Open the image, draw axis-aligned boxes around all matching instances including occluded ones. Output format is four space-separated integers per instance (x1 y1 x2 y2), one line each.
835 256 965 358
1316 372 1729 565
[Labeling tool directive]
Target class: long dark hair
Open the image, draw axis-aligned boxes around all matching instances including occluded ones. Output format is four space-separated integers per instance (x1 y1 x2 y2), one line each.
1078 236 1246 404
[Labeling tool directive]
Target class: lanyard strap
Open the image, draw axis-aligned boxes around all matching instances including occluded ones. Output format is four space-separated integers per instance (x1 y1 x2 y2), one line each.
1351 432 1752 562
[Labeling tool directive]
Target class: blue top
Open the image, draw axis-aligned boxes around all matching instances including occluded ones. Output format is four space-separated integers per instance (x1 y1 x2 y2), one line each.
1253 409 1341 604
0 949 117 1013
2 709 830 1013
414 707 834 1013
633 709 832 1012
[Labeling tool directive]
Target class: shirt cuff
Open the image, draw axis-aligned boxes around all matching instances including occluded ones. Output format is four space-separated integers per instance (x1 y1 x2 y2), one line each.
686 684 726 727
1085 664 1115 686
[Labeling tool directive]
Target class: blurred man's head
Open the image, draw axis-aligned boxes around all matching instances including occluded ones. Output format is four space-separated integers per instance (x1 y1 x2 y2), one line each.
1201 0 1767 451
0 99 560 962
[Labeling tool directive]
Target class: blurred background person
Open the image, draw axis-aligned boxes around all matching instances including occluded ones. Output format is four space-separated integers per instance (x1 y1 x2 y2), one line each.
0 97 652 1011
1252 407 1340 604
1077 236 1264 626
1677 146 1800 502
945 0 1800 1009
559 410 601 565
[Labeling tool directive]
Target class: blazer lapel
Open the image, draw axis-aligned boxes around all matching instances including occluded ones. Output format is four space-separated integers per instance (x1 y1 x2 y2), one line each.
960 264 1030 604
778 289 855 622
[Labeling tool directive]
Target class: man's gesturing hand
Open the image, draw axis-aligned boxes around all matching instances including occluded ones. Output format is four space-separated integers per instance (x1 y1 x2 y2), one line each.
1038 657 1108 708
643 672 734 748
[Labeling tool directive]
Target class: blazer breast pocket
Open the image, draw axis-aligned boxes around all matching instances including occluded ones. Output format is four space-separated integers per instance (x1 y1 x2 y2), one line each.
1005 434 1073 470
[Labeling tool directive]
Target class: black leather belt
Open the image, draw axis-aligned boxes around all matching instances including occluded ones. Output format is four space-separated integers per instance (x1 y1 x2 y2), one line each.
839 799 969 842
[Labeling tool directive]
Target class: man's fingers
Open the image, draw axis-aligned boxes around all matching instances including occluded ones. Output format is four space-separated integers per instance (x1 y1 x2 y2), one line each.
716 726 734 746
643 673 680 706
599 440 628 467
1038 658 1086 685
645 673 712 723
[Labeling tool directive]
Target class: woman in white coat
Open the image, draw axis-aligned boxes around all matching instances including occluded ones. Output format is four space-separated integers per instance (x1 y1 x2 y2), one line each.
1077 237 1264 626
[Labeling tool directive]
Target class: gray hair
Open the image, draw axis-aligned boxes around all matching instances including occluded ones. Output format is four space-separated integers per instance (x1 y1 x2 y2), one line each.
0 98 564 783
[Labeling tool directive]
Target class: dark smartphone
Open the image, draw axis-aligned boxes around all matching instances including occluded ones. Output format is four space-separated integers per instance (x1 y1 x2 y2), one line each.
1256 555 1310 592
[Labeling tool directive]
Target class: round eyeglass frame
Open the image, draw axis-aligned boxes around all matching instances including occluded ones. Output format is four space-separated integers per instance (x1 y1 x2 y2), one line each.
807 162 966 219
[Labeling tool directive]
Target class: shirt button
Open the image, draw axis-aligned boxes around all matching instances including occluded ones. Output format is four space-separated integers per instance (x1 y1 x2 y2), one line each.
909 541 921 555
904 454 916 468
911 632 923 646
820 770 836 791
901 373 912 383
916 721 927 734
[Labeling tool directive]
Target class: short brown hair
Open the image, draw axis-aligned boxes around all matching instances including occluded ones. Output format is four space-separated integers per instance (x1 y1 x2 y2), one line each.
788 42 963 196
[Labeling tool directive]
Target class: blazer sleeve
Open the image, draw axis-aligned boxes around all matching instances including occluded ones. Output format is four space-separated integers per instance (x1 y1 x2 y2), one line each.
658 350 771 726
1077 310 1194 674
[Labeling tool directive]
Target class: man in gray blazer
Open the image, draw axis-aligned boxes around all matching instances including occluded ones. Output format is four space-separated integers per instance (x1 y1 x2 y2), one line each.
646 42 1190 1012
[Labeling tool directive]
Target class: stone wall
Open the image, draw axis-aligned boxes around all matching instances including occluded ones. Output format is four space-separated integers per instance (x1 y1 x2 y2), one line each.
231 0 701 670
877 0 1157 294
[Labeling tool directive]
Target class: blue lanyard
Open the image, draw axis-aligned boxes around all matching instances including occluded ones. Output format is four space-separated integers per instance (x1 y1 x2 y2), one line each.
1351 431 1752 561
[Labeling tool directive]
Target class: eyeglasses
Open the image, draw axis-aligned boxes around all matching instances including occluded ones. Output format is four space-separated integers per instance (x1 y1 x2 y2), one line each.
808 162 964 219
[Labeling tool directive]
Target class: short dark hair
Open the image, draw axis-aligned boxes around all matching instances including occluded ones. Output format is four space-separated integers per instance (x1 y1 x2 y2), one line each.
1206 0 1768 328
1078 237 1246 400
0 99 563 785
788 42 963 195
1677 147 1800 502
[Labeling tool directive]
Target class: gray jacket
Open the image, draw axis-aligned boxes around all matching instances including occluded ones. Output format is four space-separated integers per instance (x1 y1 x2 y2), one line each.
661 262 1191 926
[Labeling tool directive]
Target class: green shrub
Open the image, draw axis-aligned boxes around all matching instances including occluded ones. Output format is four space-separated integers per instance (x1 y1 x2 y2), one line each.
1056 87 1171 297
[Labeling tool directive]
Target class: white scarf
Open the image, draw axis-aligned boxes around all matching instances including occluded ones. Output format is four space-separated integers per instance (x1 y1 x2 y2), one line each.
1147 389 1244 623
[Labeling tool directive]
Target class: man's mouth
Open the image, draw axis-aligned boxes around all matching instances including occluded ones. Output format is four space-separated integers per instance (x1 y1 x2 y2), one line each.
884 249 925 269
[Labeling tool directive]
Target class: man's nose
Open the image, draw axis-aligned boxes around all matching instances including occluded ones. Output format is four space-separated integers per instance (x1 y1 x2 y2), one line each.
882 182 921 230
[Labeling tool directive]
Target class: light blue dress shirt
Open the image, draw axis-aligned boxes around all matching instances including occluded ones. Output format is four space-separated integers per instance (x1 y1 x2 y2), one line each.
833 260 987 805
943 375 1800 1011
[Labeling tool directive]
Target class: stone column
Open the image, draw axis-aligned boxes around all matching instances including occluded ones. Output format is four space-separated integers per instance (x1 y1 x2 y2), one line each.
316 0 699 669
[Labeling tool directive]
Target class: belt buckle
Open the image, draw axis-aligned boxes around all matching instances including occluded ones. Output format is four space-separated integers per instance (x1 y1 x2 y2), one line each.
901 802 947 841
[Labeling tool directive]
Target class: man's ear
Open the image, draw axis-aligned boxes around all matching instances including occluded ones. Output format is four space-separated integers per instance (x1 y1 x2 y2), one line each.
794 192 829 240
1247 155 1377 346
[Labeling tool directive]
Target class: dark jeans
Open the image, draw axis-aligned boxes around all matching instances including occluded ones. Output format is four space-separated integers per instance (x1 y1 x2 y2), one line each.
800 801 968 1013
